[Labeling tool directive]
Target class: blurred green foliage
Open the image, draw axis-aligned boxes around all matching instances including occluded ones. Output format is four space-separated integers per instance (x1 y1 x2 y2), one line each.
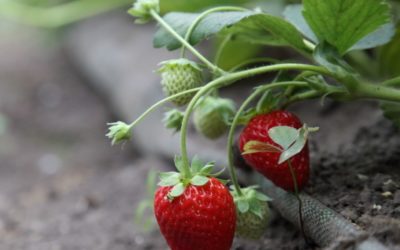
0 0 293 28
160 0 248 13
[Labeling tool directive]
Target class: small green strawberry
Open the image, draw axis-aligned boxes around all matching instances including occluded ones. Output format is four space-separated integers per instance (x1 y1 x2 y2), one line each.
128 0 159 24
163 109 184 132
232 186 271 240
158 59 203 106
193 96 235 139
106 121 131 145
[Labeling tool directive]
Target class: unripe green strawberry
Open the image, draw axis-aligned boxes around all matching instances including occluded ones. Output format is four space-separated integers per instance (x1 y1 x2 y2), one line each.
236 201 269 239
193 96 235 139
158 59 203 106
231 186 271 240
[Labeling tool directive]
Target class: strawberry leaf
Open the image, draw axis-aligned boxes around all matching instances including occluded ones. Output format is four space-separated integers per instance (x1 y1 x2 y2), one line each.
283 4 317 42
153 11 307 53
168 183 185 199
313 42 355 77
278 128 307 164
278 125 319 164
284 4 395 52
242 140 281 155
303 0 393 55
190 175 209 186
268 126 299 150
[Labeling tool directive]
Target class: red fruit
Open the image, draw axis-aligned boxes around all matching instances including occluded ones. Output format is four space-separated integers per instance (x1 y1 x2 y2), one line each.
239 110 310 191
154 178 236 250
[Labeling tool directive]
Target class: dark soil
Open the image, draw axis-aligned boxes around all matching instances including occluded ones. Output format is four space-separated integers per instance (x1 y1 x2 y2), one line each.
307 119 400 249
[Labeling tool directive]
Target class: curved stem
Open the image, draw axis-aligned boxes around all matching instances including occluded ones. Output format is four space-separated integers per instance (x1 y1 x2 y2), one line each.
284 71 321 97
180 63 332 174
228 89 264 196
227 81 309 196
303 39 316 52
180 6 248 58
213 35 232 68
127 87 202 129
383 76 400 87
150 9 222 74
287 160 308 243
229 58 279 72
283 90 321 108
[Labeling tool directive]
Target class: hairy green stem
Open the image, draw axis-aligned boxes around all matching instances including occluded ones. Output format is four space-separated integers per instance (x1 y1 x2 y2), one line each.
180 6 247 58
303 39 316 52
227 81 309 196
284 71 321 97
229 57 279 72
127 87 202 129
287 160 307 242
0 0 130 28
383 76 400 87
228 89 264 196
150 9 222 74
179 63 332 175
356 82 400 102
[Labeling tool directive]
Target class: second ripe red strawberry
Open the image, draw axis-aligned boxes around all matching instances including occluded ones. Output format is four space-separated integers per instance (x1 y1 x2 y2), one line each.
239 110 310 191
154 177 236 250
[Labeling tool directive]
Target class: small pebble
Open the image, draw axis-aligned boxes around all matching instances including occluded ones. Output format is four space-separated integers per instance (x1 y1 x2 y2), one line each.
372 204 382 211
381 191 393 198
357 174 368 181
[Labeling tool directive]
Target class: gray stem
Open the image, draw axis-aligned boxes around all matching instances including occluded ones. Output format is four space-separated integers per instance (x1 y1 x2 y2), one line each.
258 177 388 250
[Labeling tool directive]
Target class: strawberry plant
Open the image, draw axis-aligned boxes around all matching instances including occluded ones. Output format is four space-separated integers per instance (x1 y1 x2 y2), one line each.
106 0 400 248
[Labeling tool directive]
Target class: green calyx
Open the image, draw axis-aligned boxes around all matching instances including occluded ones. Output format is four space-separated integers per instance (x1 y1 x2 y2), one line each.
160 156 221 200
158 58 202 73
231 186 272 218
128 0 159 24
106 121 131 145
193 96 236 139
163 109 184 132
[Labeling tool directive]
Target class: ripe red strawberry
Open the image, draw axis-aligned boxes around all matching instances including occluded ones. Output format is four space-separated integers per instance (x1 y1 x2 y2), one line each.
154 177 236 250
239 110 310 191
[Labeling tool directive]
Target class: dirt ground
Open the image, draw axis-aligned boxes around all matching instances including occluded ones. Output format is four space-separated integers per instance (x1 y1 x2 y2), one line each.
1 23 399 250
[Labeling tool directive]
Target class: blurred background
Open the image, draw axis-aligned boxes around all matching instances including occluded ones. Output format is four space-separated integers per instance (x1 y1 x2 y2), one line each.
0 0 399 249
